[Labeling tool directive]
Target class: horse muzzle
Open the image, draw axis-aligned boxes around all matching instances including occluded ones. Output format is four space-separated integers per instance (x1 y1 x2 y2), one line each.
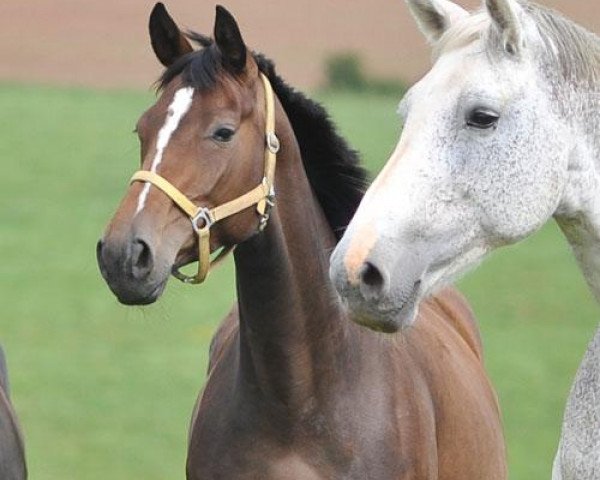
329 233 426 332
96 234 169 305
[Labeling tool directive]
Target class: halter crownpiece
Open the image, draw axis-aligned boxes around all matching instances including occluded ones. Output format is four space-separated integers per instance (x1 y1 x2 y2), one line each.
130 73 279 284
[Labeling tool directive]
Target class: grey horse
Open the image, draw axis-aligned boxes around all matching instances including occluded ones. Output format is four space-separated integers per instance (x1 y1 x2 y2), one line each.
330 0 600 478
0 346 27 479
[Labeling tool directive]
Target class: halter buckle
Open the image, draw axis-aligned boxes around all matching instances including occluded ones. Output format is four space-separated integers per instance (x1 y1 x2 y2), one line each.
191 208 214 233
258 212 270 232
267 132 280 154
260 178 276 203
266 189 275 207
257 179 276 232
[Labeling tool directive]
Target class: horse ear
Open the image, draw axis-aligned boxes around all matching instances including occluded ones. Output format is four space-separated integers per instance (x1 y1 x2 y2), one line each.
485 0 524 55
214 5 247 73
149 3 193 67
406 0 468 43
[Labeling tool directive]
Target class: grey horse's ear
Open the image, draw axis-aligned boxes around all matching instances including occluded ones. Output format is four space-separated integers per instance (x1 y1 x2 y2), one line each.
485 0 525 55
406 0 468 43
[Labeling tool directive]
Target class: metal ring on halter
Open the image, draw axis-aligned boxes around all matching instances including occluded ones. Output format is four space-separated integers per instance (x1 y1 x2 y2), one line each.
267 132 280 154
191 208 214 233
172 265 195 283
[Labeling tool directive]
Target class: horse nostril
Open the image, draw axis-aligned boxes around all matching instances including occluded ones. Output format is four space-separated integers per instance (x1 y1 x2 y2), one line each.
131 238 154 280
96 239 104 258
360 262 384 288
358 261 387 300
96 239 106 269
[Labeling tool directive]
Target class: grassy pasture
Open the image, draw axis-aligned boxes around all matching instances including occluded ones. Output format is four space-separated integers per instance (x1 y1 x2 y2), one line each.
0 83 597 479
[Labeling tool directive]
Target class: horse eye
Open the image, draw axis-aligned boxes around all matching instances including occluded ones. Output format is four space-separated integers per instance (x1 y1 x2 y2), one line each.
466 108 500 130
212 127 235 143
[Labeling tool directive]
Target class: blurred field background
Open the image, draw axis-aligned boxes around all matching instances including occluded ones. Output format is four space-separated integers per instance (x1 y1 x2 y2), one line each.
1 0 599 479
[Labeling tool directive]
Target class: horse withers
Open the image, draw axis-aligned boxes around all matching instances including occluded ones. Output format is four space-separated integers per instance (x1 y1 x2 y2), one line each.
0 346 27 479
97 3 507 478
330 0 600 478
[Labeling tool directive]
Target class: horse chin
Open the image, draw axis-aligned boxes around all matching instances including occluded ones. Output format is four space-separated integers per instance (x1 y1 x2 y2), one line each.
110 277 168 306
97 258 170 306
125 288 163 305
344 290 420 333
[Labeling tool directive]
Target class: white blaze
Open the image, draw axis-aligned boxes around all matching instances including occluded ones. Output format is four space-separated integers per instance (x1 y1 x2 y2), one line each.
135 87 195 215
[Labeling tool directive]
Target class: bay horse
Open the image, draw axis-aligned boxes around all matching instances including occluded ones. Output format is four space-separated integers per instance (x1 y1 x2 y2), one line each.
0 346 27 479
330 0 600 478
97 3 507 478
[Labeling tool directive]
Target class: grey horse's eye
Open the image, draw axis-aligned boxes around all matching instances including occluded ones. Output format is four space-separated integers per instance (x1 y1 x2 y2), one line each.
466 108 500 130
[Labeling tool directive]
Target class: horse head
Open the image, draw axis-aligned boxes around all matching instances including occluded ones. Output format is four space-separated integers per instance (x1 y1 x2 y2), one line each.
97 4 278 304
330 0 582 332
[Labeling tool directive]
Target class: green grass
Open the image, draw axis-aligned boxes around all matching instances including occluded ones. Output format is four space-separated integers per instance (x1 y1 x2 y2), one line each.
0 83 596 479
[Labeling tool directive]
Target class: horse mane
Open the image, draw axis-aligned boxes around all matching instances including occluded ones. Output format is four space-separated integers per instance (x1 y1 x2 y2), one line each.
436 2 600 90
157 34 368 241
524 3 600 89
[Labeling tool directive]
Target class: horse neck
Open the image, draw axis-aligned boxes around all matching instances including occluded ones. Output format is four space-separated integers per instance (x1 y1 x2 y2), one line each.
232 101 349 411
552 52 600 303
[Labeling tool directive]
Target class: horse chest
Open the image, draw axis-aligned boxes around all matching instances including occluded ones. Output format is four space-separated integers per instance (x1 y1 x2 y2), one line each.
187 389 436 480
188 326 463 479
187 436 419 480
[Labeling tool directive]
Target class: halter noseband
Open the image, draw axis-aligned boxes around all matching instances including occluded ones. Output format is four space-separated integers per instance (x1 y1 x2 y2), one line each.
130 73 279 284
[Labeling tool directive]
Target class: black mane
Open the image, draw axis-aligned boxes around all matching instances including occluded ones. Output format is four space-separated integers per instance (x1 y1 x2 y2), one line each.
158 35 368 240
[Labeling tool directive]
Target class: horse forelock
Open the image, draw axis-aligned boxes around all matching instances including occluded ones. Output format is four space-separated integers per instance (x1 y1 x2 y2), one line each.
434 11 490 60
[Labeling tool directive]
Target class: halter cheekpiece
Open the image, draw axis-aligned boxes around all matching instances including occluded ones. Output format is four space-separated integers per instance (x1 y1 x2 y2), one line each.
130 73 279 284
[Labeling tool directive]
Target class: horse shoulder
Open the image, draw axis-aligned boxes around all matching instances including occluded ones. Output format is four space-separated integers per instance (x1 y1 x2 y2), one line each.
207 304 239 374
410 288 507 479
419 286 500 414
188 305 239 444
553 325 600 479
427 286 484 362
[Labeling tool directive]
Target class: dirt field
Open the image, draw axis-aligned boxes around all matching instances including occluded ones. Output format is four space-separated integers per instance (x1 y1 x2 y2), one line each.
1 0 598 91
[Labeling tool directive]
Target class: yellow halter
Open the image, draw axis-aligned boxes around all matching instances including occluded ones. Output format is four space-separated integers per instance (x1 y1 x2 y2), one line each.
130 73 279 284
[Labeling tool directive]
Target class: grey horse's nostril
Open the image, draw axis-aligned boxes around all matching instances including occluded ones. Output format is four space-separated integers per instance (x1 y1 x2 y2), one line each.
360 261 384 290
358 261 389 301
131 238 154 280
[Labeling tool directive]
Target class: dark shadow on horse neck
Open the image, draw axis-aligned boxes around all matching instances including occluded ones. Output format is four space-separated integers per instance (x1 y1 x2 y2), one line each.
232 98 355 411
